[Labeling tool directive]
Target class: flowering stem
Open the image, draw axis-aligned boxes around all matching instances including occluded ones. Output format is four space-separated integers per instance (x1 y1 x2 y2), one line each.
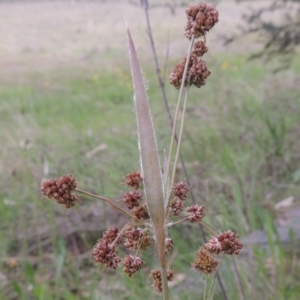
169 84 190 204
167 217 189 227
75 188 137 221
198 220 218 236
164 35 195 201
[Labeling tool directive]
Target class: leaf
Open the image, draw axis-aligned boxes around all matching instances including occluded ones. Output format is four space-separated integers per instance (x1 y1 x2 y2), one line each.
127 26 166 266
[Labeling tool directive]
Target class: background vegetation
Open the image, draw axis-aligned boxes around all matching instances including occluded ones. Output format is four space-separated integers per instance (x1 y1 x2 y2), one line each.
0 0 299 299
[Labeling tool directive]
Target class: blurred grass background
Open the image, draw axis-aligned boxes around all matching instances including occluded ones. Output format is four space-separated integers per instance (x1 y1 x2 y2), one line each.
1 0 300 299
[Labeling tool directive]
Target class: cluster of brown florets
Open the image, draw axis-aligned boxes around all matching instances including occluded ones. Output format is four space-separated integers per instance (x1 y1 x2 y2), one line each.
122 171 150 220
168 181 205 223
169 3 219 89
150 269 174 293
91 225 149 277
90 172 154 278
41 174 78 208
192 231 243 274
184 3 219 39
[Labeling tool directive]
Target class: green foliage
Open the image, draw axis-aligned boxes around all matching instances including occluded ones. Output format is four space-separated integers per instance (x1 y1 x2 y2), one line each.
1 52 300 299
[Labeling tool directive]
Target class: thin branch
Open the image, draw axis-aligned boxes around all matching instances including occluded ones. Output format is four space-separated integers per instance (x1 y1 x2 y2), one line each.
75 188 137 221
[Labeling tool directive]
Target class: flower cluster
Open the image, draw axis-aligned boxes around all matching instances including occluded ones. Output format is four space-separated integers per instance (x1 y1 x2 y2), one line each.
193 248 219 274
168 181 205 223
169 181 189 216
205 231 243 255
123 255 144 277
184 3 219 39
122 171 150 220
123 226 152 251
150 269 174 293
91 225 149 277
41 174 78 208
193 231 243 274
170 3 219 89
89 171 154 278
123 171 143 189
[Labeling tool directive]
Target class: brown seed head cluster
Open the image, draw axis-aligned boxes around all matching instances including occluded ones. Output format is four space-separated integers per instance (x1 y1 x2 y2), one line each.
169 198 184 216
173 181 189 200
193 248 219 274
41 174 78 208
123 191 142 209
123 255 144 277
103 226 122 244
165 238 174 254
169 55 211 89
189 59 210 88
186 204 205 223
92 226 123 269
192 40 208 57
170 4 218 89
205 231 243 255
184 3 219 39
133 204 150 220
123 226 152 251
123 171 143 189
150 269 174 294
92 239 121 269
122 170 149 219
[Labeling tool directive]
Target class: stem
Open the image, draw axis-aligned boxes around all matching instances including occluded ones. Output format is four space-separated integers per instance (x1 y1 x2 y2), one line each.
111 223 131 246
169 85 190 203
164 36 195 196
75 188 137 221
167 217 189 227
198 221 218 236
161 266 169 300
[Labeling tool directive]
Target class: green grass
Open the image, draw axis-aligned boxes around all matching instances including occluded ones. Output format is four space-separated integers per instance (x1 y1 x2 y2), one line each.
1 54 300 300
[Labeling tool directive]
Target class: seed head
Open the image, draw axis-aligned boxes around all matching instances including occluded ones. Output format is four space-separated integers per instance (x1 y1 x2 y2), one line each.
123 191 142 209
192 40 208 57
165 238 174 254
189 59 210 88
168 199 184 216
169 56 210 89
41 174 78 208
173 181 189 200
186 204 205 223
133 204 150 220
123 171 143 189
92 238 121 269
123 255 144 277
150 268 174 294
103 226 122 244
124 227 152 251
184 3 219 39
205 231 243 255
193 248 219 274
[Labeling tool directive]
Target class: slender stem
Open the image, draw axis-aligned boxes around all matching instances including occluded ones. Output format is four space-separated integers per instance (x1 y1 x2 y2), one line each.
169 84 190 203
161 266 169 300
198 221 218 236
232 258 246 300
164 36 195 196
75 188 137 221
111 223 131 246
167 217 189 227
204 275 208 300
207 272 217 300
